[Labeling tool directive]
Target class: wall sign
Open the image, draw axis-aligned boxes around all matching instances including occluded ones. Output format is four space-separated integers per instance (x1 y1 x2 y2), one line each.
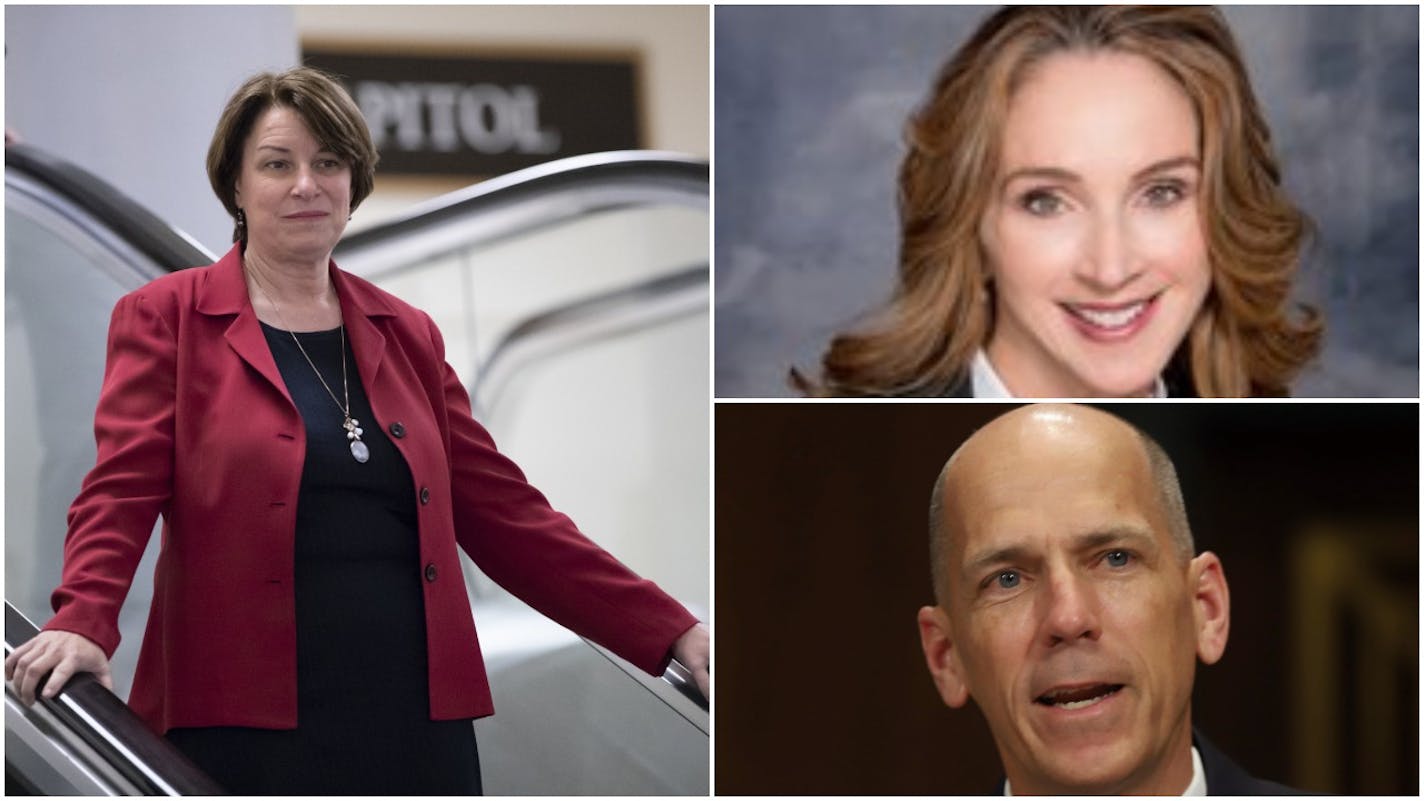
303 49 641 176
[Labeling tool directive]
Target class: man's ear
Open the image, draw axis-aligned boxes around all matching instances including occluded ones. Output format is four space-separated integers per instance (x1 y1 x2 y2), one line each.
917 604 970 708
1188 551 1230 665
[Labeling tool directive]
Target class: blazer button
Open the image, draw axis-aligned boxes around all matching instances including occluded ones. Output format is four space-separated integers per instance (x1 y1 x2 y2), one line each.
420 487 431 505
424 563 438 582
390 422 406 439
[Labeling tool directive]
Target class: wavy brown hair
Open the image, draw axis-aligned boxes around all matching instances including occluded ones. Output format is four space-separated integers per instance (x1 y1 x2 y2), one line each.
795 6 1321 397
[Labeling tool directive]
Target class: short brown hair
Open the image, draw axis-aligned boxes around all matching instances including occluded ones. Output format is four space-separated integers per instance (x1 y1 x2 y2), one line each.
798 6 1322 398
206 66 379 243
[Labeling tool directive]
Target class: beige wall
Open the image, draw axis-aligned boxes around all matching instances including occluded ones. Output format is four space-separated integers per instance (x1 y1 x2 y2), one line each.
295 5 709 229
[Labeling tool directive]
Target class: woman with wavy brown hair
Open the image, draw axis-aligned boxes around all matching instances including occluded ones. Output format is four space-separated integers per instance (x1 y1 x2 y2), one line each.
796 5 1321 397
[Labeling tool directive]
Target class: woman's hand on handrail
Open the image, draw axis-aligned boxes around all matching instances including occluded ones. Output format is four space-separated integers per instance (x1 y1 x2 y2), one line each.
672 623 709 699
5 629 113 706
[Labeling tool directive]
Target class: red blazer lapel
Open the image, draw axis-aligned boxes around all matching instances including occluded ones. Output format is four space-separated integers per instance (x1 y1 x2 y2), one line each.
331 264 397 394
193 244 400 407
195 245 291 404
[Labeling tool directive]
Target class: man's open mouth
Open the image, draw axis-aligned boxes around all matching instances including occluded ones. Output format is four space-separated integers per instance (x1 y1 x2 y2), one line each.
1035 683 1125 710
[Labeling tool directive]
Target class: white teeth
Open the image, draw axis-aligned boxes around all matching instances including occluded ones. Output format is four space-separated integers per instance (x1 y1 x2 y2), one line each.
1070 301 1147 329
1055 693 1109 710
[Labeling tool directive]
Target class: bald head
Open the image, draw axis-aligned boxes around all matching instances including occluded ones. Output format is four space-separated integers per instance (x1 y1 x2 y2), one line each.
928 405 1193 605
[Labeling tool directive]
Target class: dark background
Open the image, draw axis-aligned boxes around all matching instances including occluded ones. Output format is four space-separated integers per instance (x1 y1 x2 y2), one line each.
306 50 640 176
715 402 1418 794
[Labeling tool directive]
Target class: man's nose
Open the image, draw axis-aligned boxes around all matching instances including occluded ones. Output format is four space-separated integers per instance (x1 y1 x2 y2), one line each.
1040 569 1102 646
1072 211 1140 293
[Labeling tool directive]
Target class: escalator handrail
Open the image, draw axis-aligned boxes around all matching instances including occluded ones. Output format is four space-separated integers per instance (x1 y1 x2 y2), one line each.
583 639 708 735
335 150 707 253
473 261 707 404
663 657 709 714
4 601 224 795
5 143 215 271
474 263 711 724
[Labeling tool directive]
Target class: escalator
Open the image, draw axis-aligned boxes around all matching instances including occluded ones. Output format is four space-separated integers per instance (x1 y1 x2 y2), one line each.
5 603 223 795
5 144 709 794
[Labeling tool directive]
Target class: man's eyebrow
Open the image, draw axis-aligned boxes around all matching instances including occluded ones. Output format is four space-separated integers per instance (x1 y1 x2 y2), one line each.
959 527 1160 580
1000 155 1201 188
1071 527 1160 554
961 544 1032 583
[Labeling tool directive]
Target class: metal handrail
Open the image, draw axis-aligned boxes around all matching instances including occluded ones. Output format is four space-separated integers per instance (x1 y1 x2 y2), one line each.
473 261 707 410
341 150 706 244
663 658 709 713
333 150 707 281
4 602 224 795
5 144 214 271
583 640 708 736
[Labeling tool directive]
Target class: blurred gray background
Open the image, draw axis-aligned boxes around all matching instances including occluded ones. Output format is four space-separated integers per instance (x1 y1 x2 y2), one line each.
715 6 1419 397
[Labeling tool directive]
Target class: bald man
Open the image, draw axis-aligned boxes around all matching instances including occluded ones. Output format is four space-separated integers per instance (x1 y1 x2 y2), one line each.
917 404 1301 795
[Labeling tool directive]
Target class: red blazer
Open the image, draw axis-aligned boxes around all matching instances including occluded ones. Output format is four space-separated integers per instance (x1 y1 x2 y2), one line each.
44 244 698 734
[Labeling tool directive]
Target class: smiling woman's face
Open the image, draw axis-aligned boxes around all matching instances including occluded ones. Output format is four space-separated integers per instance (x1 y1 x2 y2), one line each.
980 50 1211 398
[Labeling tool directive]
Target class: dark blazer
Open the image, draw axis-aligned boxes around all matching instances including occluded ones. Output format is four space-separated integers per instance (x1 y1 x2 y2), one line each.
992 729 1305 795
1194 730 1308 795
936 353 1199 398
937 371 1196 398
940 373 974 398
44 244 697 735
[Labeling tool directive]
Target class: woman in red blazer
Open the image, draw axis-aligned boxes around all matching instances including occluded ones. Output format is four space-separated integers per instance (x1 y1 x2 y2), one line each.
5 67 708 794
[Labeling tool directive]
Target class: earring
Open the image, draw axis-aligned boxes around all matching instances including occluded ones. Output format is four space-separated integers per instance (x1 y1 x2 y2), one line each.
236 208 247 231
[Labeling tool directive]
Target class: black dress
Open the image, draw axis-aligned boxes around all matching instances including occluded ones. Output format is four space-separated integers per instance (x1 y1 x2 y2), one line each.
166 324 482 795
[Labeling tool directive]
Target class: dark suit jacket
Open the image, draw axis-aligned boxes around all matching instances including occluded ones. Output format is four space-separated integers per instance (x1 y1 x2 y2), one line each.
936 353 1198 398
45 243 697 734
937 371 1196 398
1194 730 1307 795
992 729 1306 795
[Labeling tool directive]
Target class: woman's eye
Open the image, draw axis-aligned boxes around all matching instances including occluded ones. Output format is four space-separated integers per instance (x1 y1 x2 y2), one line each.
1104 550 1131 568
1020 190 1065 217
265 161 287 170
995 570 1021 589
1142 182 1186 208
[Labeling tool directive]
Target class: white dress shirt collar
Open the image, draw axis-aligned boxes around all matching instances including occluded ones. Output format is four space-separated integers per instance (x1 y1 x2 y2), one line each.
970 348 1167 398
1003 745 1207 796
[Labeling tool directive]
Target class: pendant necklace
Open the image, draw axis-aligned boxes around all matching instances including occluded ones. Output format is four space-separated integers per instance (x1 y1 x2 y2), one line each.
248 264 370 464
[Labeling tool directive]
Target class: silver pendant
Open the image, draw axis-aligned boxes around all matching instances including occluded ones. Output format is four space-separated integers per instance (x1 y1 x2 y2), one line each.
344 417 368 463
